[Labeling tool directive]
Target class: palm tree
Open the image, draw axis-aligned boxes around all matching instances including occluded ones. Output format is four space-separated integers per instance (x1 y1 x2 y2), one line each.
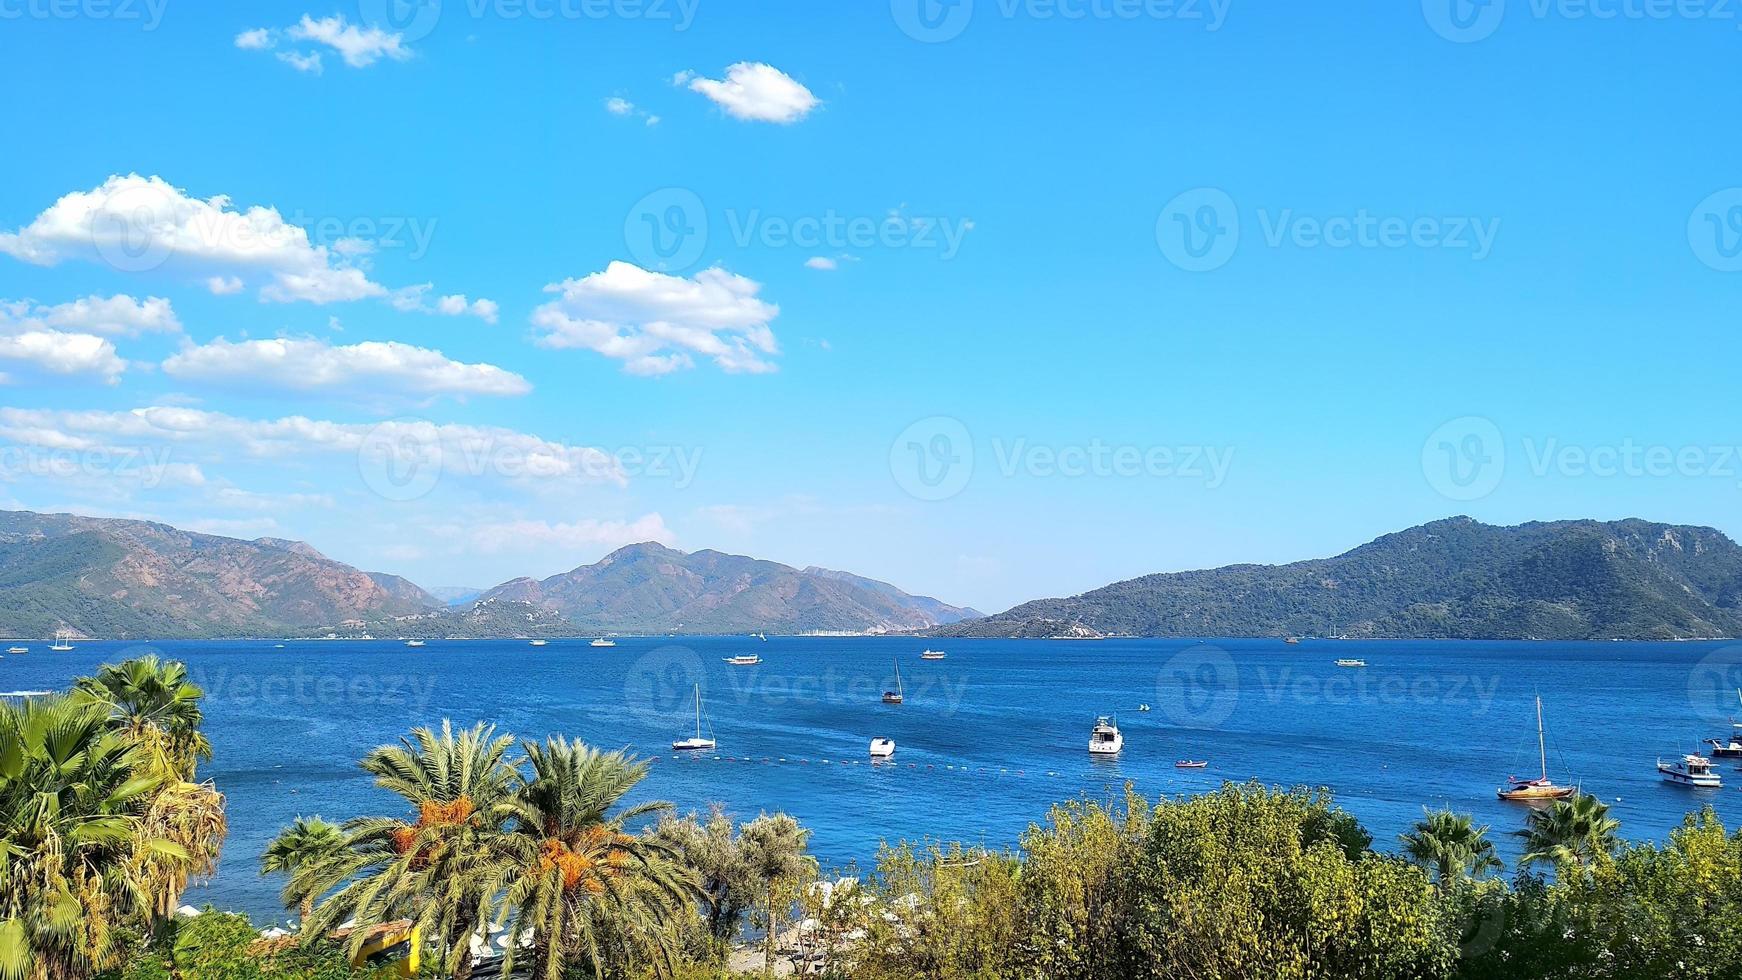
0 694 188 980
1517 793 1621 872
301 722 523 980
1399 808 1504 885
261 818 346 921
73 657 212 779
739 814 816 975
498 738 696 980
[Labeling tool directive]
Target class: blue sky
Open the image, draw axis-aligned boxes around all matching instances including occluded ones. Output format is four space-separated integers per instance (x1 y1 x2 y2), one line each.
1 1 1739 612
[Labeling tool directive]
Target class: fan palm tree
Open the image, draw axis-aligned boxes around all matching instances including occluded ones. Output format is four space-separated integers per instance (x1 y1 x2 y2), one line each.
73 657 212 779
1517 793 1621 872
1399 808 1504 885
738 814 816 975
497 738 696 980
300 722 522 980
261 818 346 920
0 694 188 980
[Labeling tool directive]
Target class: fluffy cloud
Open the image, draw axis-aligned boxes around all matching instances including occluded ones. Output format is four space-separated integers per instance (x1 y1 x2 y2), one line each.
0 332 126 384
237 15 411 71
682 63 818 123
604 96 660 126
1 294 180 336
467 515 675 554
390 283 500 324
804 256 838 271
531 261 781 376
162 337 530 398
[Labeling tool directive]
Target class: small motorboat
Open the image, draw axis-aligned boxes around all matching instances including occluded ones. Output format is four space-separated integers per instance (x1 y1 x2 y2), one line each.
724 654 761 666
1660 753 1722 788
672 685 717 751
919 650 946 660
1284 637 1301 645
1088 716 1123 755
590 637 616 647
1174 760 1208 769
529 639 547 647
405 639 426 648
882 659 905 704
1334 659 1366 668
869 737 896 758
6 646 26 654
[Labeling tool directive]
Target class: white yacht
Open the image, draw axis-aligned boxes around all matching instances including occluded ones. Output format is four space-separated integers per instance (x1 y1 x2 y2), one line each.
869 737 896 758
1660 753 1722 788
48 631 74 652
6 646 26 655
405 639 426 648
919 649 946 660
671 685 716 751
724 654 761 666
1088 716 1123 755
529 639 548 647
1335 658 1366 668
590 637 616 648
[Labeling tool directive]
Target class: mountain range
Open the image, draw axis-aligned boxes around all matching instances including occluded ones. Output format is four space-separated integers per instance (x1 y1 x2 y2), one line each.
934 517 1742 641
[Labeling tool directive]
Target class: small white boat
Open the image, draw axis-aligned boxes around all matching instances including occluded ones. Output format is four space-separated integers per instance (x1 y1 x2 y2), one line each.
1335 659 1366 668
1089 716 1123 755
919 649 946 660
1137 703 1151 712
590 637 616 648
529 639 547 647
724 654 761 666
672 685 716 751
405 639 426 648
6 646 26 654
1660 753 1722 788
48 631 73 652
869 737 896 758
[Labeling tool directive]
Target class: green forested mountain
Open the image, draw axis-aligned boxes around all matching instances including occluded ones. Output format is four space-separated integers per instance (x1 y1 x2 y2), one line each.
937 518 1742 640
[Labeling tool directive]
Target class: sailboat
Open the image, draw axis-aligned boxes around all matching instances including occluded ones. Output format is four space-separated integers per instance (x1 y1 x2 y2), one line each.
882 659 904 704
48 631 73 652
1498 696 1576 801
671 685 716 751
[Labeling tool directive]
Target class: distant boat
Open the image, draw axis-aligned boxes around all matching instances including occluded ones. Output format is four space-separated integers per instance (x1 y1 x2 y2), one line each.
882 659 904 704
405 639 425 648
724 654 761 666
6 646 26 655
1660 753 1722 788
671 685 716 751
1174 759 1208 769
1706 690 1742 758
1284 637 1301 645
919 649 946 660
757 632 767 641
1335 659 1366 668
1498 696 1577 801
529 639 547 647
1089 716 1123 755
869 737 896 759
590 637 616 648
48 631 73 652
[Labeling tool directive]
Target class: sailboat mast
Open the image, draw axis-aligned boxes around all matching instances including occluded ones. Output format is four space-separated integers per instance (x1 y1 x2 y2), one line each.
1536 696 1549 781
694 684 702 739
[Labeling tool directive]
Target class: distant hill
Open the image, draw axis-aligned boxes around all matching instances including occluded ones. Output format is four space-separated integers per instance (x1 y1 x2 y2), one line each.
0 510 441 638
935 518 1742 641
474 542 980 634
427 586 487 606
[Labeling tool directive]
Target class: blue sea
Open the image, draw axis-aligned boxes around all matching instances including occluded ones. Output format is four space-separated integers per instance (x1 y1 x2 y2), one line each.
5 636 1739 924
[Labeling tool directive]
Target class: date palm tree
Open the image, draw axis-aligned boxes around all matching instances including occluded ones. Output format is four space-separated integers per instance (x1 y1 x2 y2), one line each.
261 817 346 921
0 695 186 980
300 722 522 980
497 739 696 980
1517 793 1621 872
739 814 816 975
1399 808 1504 885
73 656 212 779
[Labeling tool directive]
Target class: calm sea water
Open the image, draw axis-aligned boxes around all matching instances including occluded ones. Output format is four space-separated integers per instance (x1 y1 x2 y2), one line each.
5 636 1739 923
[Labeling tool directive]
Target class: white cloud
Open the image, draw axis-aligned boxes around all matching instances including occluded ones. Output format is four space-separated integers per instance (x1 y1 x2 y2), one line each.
239 15 411 72
390 283 500 324
234 28 274 50
0 331 126 383
277 50 324 75
0 294 180 336
605 97 635 115
683 63 818 123
531 261 781 376
804 256 837 271
467 515 675 554
162 337 530 398
206 275 244 295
